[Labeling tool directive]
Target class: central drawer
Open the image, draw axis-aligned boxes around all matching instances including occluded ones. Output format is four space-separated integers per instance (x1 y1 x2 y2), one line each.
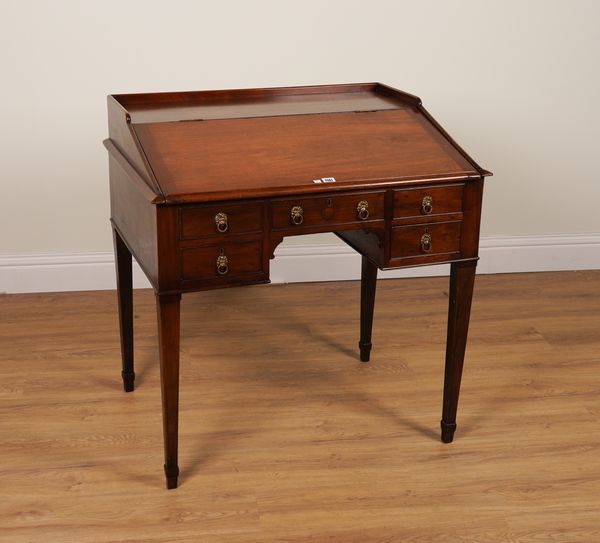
271 191 385 231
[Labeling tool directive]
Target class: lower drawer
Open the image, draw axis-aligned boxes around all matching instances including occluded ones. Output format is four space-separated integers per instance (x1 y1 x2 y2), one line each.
391 221 461 260
181 240 263 281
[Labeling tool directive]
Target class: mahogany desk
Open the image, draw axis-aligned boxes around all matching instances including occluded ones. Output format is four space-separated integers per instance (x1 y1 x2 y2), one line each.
104 83 491 489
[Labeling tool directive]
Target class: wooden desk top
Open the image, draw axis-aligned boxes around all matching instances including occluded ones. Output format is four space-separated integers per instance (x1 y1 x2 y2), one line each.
107 83 490 204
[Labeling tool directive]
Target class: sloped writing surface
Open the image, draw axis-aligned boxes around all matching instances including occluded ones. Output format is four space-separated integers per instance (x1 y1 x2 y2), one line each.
134 109 477 202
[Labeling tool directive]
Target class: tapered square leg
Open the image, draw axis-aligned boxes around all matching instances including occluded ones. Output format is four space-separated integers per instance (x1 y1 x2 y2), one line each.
359 255 378 362
113 228 134 392
441 261 477 443
156 293 181 489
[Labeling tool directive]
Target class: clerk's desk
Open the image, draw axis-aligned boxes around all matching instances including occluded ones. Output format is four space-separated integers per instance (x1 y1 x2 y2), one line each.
104 83 492 489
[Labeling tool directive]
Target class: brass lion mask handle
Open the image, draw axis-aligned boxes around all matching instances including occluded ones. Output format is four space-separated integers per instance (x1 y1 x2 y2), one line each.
421 232 432 253
216 249 229 275
356 200 369 220
215 212 228 233
290 205 304 225
421 195 433 215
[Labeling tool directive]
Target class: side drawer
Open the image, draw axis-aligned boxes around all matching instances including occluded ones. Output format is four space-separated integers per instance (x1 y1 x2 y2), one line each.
391 221 462 260
180 202 264 240
394 184 463 220
181 240 263 281
271 191 384 231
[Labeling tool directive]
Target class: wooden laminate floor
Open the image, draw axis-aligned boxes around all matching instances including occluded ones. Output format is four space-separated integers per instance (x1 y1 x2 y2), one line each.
1 271 600 542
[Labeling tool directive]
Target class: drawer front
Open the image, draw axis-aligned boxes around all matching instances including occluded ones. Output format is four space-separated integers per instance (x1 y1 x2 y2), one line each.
394 184 463 219
391 221 462 260
180 202 263 240
271 191 384 230
181 240 263 281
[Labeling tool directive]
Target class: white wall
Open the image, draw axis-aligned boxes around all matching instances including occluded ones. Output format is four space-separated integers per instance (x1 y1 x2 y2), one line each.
1 0 599 291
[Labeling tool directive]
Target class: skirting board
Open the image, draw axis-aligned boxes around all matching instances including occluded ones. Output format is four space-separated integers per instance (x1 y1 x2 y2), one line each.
1 234 599 294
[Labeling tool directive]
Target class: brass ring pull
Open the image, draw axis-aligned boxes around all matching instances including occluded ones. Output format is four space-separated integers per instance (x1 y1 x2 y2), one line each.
421 232 432 253
357 200 369 221
422 195 433 215
215 212 228 233
290 205 304 225
216 250 229 275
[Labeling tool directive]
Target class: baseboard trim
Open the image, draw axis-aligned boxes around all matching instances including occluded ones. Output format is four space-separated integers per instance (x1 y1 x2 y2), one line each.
1 234 599 294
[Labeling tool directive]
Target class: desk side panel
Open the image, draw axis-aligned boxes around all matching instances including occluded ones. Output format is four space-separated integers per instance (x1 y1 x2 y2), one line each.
460 178 485 259
108 96 164 199
109 156 159 288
